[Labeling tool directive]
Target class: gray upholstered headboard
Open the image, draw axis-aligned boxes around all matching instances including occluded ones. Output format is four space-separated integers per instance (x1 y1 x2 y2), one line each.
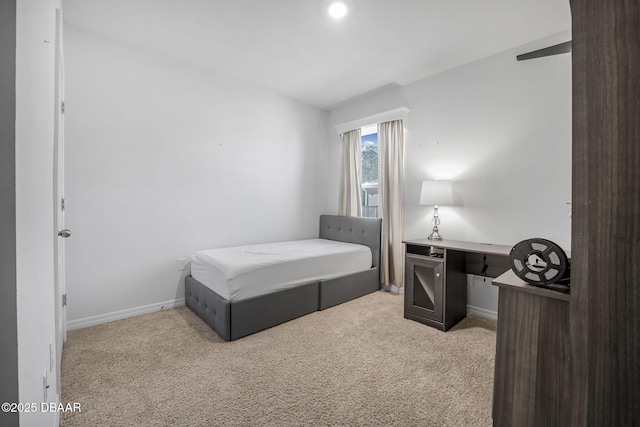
319 215 382 268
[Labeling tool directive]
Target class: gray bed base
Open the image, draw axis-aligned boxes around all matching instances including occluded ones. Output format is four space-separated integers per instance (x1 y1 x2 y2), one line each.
185 215 382 341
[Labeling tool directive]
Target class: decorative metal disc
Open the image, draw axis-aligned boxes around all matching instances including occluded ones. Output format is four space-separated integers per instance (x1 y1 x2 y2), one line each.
509 238 569 285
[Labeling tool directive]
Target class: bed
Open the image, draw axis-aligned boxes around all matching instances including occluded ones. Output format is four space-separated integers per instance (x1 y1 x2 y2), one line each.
185 215 382 341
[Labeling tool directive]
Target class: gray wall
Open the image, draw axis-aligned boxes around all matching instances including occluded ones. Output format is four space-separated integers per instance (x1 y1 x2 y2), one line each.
0 0 19 426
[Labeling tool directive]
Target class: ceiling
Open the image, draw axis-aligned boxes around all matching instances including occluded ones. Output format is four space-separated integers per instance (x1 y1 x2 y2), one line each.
62 0 571 110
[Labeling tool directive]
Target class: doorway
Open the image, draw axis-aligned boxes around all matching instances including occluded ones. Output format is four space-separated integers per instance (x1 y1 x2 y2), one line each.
52 7 67 399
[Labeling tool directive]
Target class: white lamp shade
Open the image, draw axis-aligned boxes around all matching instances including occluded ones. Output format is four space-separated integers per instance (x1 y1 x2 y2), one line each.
419 180 453 206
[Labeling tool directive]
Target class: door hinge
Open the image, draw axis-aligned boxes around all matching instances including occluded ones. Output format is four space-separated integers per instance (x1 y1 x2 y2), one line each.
61 101 65 114
62 294 67 307
61 197 65 211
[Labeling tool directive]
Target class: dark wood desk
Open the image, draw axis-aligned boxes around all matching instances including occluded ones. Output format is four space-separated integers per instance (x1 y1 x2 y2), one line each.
492 270 570 426
403 239 511 331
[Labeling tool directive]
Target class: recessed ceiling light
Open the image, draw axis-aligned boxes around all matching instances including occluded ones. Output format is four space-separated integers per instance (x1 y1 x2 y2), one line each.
328 1 348 19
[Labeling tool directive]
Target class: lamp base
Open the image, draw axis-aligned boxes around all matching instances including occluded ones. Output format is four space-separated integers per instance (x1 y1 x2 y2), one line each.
428 206 444 240
427 228 444 241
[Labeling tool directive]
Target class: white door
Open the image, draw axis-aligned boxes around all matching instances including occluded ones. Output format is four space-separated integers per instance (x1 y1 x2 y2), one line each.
53 7 68 398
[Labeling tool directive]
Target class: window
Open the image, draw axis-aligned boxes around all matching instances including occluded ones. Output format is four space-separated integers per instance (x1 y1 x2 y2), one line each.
361 125 378 218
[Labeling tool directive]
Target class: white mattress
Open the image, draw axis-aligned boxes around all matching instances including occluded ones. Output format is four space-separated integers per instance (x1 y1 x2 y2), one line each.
190 238 372 302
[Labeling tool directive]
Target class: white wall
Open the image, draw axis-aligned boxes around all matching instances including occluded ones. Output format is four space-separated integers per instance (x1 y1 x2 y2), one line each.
328 31 572 316
403 32 572 247
64 25 330 325
15 0 61 426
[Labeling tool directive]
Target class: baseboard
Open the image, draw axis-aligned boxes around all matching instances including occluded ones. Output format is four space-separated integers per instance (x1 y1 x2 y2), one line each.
467 305 497 320
66 298 186 331
53 394 59 427
381 284 405 294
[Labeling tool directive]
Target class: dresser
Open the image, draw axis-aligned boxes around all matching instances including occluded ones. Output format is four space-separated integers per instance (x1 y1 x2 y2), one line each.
491 270 571 426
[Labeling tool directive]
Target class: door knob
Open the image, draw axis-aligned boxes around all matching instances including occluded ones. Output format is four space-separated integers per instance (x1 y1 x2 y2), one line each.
436 273 441 278
58 229 71 238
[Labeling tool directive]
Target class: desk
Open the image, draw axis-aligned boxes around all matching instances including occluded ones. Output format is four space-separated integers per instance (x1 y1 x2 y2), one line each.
491 270 570 426
403 239 511 331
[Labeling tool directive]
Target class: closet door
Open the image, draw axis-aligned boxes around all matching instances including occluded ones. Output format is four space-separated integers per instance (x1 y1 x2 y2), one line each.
570 1 640 424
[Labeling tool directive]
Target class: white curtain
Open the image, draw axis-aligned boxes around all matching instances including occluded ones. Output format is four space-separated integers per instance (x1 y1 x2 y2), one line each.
378 120 405 288
339 129 362 217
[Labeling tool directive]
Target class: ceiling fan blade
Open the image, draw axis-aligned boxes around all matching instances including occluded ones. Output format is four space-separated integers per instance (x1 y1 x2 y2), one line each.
517 41 572 61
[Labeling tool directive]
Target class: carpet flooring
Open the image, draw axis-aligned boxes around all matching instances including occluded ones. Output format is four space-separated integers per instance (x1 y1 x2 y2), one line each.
61 291 497 426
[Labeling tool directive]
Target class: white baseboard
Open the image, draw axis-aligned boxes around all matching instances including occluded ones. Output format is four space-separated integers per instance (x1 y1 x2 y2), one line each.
53 394 59 427
381 284 405 294
467 305 497 320
66 298 185 331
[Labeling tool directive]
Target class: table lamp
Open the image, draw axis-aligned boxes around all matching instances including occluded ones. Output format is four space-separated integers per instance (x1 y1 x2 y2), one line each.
419 180 453 240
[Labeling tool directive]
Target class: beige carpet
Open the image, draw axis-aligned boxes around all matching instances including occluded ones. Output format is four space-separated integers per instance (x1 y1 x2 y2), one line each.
61 291 496 426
